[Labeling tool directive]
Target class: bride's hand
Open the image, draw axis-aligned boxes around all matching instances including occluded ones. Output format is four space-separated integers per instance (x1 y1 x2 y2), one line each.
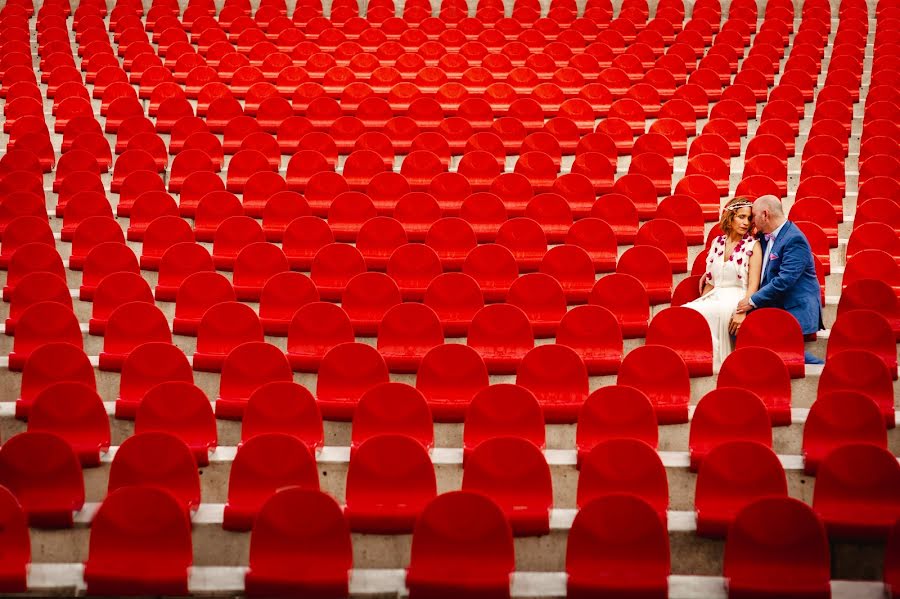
729 312 746 335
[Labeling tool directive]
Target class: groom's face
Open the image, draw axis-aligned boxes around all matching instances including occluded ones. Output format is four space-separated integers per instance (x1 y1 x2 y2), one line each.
752 204 771 233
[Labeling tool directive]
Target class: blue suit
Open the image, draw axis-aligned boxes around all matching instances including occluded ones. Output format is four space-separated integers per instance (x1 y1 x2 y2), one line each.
751 220 824 335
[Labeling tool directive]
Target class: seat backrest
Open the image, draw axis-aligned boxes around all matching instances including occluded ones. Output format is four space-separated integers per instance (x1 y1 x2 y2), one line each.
576 386 658 463
826 309 897 372
516 344 589 423
617 345 690 424
108 432 201 512
578 438 669 520
134 381 218 466
196 301 264 358
718 347 792 425
464 384 544 458
17 343 95 418
117 342 193 418
352 382 433 452
101 302 172 368
417 343 490 421
28 381 110 467
735 307 805 377
819 350 896 428
802 391 888 475
689 388 772 470
316 342 390 419
84 486 192 596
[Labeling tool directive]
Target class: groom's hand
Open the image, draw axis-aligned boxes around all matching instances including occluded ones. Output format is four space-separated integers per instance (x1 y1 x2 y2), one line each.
729 312 746 335
735 298 752 314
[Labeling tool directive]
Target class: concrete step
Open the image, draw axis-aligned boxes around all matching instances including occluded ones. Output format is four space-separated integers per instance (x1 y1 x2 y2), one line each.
16 565 892 599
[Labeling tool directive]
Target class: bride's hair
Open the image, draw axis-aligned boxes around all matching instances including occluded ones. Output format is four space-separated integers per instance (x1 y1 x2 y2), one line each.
719 197 753 235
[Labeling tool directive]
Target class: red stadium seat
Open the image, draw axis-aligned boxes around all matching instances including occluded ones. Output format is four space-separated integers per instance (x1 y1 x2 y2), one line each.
688 388 772 471
387 243 444 302
724 497 831 599
245 488 352 598
84 486 192 596
813 444 900 541
567 494 670 599
516 344 589 423
578 438 668 522
843 249 900 297
0 431 84 528
342 272 402 336
171 272 235 336
5 271 72 335
15 343 94 421
462 244 519 302
588 273 650 338
7 301 83 372
576 386 657 464
462 437 553 536
539 245 596 303
556 305 622 375
463 384 544 459
216 342 293 420
495 217 548 272
257 272 319 336
116 342 192 420
837 279 900 341
193 301 264 372
565 218 617 272
616 245 673 304
78 241 139 301
735 308 806 379
309 243 367 301
406 491 514 599
240 381 323 451
827 310 897 378
416 344 490 422
694 441 788 538
107 432 200 514
28 382 109 467
718 347 792 426
646 306 714 376
802 391 888 476
376 303 444 372
618 345 690 424
211 216 266 271
356 217 408 270
286 303 354 373
819 350 896 429
317 342 390 420
99 302 172 372
350 382 433 454
507 272 568 337
133 380 217 466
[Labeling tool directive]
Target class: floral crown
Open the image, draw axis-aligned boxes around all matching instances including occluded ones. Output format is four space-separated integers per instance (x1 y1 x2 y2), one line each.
724 200 753 212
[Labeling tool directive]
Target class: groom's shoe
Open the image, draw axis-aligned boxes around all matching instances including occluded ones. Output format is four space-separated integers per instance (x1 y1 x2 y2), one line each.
804 351 825 365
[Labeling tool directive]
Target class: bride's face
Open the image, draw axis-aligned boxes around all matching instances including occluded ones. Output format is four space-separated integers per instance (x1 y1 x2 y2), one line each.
732 207 752 236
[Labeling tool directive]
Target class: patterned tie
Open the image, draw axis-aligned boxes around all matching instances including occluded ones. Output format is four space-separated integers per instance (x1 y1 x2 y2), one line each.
764 233 775 241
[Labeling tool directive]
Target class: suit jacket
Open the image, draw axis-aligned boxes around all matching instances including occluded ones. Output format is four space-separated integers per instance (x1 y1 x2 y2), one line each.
751 220 824 335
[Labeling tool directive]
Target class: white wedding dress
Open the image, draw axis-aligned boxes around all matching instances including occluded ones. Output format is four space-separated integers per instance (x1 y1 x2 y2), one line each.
682 236 760 372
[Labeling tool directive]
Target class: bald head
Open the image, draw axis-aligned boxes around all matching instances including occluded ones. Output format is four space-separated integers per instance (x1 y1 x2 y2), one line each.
752 195 785 234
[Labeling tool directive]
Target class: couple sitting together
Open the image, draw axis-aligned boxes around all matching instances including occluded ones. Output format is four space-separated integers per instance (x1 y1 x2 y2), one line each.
682 194 825 371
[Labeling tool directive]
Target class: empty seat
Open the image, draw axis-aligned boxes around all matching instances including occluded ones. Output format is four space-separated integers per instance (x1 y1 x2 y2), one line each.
735 307 806 378
462 243 519 302
462 436 553 536
417 343 490 422
345 434 437 534
286 302 355 373
134 381 218 467
689 388 772 471
565 218 617 272
803 391 888 476
171 271 235 336
356 216 408 270
0 486 30 592
495 217 548 272
231 242 290 302
425 217 478 271
0 431 84 528
27 382 110 468
84 486 192 596
194 302 264 372
211 216 266 271
223 433 320 531
87 271 153 335
578 438 669 523
566 494 670 599
424 272 485 337
695 441 788 538
317 342 390 420
245 488 352 598
155 242 215 302
351 383 433 453
842 249 900 297
15 343 95 420
539 244 596 303
516 344 589 423
635 218 689 273
387 243 444 302
79 241 139 301
589 273 651 338
116 342 193 419
827 310 898 378
576 386 658 465
216 342 293 420
646 306 713 376
812 444 900 541
618 345 690 424
507 272 568 337
309 243 367 302
240 381 323 452
258 272 320 336
616 245 673 304
99 302 172 372
107 432 201 514
467 303 535 374
819 350 896 429
376 303 444 372
406 491 514 599
463 384 544 459
342 272 403 336
724 497 830 599
556 305 623 375
718 347 792 426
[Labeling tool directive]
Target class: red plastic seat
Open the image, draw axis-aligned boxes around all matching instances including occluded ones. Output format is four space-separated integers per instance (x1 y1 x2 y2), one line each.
84 486 192 596
462 437 552 536
694 441 788 538
575 386 657 464
466 303 535 374
285 302 354 372
216 342 293 420
212 215 266 271
802 390 888 476
28 381 110 467
255 271 318 335
646 306 713 376
0 431 85 528
317 342 390 420
7 301 83 371
515 344 589 423
507 272 567 336
15 342 94 422
812 443 900 540
309 243 367 301
350 382 433 454
376 303 444 373
616 245 673 304
108 432 201 513
463 384 544 459
724 497 831 599
342 272 402 336
356 217 408 270
155 243 215 302
462 244 519 303
87 271 153 335
239 381 323 452
0 216 57 270
424 272 485 337
588 273 650 338
231 242 290 302
555 305 622 375
618 345 690 424
827 310 897 378
193 301 264 372
2 243 65 302
566 494 670 599
735 307 806 379
538 244 596 303
717 346 792 426
635 218 689 273
116 342 193 420
843 249 900 297
223 432 319 531
133 380 217 466
245 488 352 598
171 272 235 336
385 243 442 302
836 279 900 341
139 216 195 270
495 217 548 272
406 491 514 599
78 241 139 301
425 217 478 271
564 218 617 272
99 302 172 372
5 271 72 335
344 434 437 534
689 387 772 471
819 350 896 429
417 343 490 422
578 438 668 522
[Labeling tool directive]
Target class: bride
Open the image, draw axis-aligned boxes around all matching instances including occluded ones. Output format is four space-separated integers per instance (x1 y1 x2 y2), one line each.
682 197 762 371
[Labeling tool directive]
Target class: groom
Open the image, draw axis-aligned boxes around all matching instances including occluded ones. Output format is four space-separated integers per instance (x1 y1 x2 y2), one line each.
735 195 825 364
